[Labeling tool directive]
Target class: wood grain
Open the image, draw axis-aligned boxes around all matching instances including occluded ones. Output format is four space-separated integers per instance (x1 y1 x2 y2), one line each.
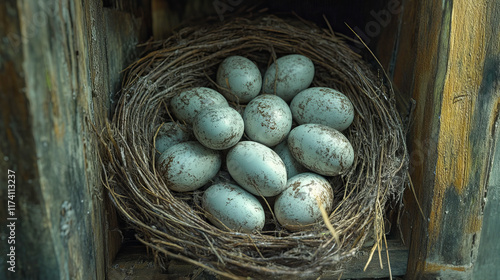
471 2 500 279
473 104 500 279
0 0 147 279
378 0 500 278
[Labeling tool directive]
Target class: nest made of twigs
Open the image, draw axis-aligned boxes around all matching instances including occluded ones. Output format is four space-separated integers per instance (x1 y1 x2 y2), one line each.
98 15 409 279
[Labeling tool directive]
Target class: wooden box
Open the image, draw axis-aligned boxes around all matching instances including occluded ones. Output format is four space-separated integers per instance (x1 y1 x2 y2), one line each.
1 0 499 279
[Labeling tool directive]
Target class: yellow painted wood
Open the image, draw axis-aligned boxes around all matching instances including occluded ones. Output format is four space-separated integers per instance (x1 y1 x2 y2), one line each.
381 0 500 278
428 0 488 242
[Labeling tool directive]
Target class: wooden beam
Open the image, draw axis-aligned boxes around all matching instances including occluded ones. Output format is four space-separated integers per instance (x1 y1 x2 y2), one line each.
471 2 500 278
0 0 147 279
0 2 48 279
0 1 112 278
380 0 500 278
472 114 500 278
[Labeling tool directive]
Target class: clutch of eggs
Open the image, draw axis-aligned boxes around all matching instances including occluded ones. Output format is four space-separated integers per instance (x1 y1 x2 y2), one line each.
156 54 356 233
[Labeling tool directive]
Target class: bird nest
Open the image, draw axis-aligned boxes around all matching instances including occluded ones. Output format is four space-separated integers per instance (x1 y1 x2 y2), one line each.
97 15 409 279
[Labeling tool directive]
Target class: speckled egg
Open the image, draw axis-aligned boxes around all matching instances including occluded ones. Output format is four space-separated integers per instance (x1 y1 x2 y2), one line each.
193 106 244 150
216 56 262 103
202 183 265 233
288 124 354 176
290 87 354 131
243 94 292 147
274 173 334 231
273 139 308 179
226 141 287 197
154 122 192 157
262 54 315 102
158 141 221 192
170 87 229 124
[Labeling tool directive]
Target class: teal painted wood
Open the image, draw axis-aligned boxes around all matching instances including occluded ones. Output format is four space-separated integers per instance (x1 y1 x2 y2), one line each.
473 119 500 279
470 2 500 279
472 63 500 279
0 1 49 279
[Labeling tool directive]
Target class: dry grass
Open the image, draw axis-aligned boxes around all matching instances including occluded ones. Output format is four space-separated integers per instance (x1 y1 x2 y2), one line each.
96 15 409 279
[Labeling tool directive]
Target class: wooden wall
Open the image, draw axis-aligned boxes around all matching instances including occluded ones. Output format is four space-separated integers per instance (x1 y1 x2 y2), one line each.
377 0 500 278
0 0 148 279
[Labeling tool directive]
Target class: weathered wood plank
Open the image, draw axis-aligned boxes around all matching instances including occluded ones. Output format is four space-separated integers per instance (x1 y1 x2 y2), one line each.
0 1 111 278
382 0 500 278
472 112 500 279
334 240 408 279
0 0 147 279
0 2 48 279
371 0 409 117
471 3 500 279
376 2 446 274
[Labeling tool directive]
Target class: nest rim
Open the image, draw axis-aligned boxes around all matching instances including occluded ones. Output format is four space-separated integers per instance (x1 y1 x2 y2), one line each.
98 14 409 279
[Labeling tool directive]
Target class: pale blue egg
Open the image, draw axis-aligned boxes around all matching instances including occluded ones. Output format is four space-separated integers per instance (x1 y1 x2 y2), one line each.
202 183 265 233
154 122 192 157
274 173 333 231
263 54 314 102
226 141 287 197
158 141 221 192
193 106 244 150
273 139 308 179
216 56 262 103
288 124 354 176
243 94 292 147
170 87 228 124
290 87 354 131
